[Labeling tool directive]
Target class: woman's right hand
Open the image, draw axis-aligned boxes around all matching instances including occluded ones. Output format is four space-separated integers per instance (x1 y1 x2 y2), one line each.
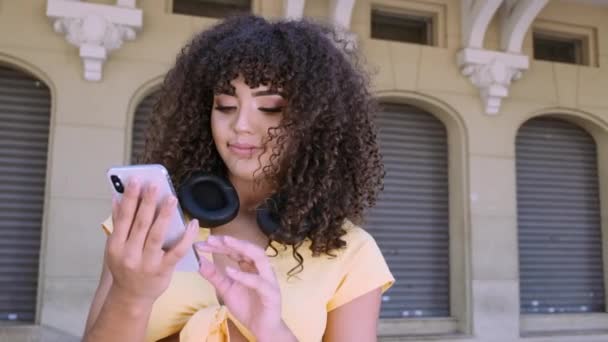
105 178 199 305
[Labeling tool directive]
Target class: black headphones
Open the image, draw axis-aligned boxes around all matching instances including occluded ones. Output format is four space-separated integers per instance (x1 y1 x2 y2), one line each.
177 172 281 236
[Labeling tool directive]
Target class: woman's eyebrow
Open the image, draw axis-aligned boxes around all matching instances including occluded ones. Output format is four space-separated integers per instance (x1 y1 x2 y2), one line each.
252 90 285 97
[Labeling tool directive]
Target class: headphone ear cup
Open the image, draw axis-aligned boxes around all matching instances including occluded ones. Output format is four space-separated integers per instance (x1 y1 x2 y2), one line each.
178 173 239 228
256 196 281 236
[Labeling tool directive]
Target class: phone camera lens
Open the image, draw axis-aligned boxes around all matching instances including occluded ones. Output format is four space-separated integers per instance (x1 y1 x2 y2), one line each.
110 175 124 194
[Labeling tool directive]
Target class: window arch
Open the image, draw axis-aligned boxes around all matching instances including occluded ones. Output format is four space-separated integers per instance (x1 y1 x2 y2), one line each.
517 116 605 314
366 102 450 318
130 90 160 164
0 64 51 322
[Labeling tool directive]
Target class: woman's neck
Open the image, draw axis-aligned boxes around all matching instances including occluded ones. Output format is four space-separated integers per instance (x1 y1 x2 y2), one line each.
228 174 271 212
209 174 272 245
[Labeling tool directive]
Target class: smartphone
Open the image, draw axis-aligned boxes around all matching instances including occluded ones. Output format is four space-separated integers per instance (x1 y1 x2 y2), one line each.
106 164 199 272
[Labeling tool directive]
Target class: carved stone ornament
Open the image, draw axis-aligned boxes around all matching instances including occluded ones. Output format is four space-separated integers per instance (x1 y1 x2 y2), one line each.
458 0 548 115
47 0 143 81
458 48 528 115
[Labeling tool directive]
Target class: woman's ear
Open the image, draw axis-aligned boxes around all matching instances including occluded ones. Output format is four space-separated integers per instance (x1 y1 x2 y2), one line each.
178 173 239 228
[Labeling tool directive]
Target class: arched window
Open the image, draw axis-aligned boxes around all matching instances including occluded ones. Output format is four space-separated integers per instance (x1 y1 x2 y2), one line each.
517 117 605 314
131 91 159 163
0 65 51 322
367 103 450 318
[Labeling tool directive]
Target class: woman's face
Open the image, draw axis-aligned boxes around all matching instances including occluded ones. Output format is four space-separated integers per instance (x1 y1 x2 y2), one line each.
211 75 286 183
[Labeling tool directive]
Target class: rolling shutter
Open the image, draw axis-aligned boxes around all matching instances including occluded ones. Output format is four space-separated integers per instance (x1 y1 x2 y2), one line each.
0 65 51 322
517 117 605 314
131 91 159 163
366 103 450 318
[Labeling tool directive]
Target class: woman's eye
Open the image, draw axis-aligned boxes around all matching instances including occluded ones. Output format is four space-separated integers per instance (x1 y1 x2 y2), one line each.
215 106 236 112
259 107 284 113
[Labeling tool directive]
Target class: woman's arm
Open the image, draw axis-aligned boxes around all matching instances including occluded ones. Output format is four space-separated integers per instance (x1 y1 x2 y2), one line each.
84 242 156 342
83 286 155 342
83 253 113 335
82 179 199 342
323 287 383 342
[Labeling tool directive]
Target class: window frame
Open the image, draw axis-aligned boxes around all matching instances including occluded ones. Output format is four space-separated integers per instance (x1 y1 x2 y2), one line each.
166 0 260 19
533 31 584 65
368 0 446 48
371 7 434 45
531 20 598 67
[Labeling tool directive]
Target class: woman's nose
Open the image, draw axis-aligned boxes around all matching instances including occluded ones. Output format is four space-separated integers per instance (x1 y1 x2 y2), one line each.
233 105 254 133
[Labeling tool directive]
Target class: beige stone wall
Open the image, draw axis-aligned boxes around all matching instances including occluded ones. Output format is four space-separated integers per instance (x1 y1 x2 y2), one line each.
0 0 607 340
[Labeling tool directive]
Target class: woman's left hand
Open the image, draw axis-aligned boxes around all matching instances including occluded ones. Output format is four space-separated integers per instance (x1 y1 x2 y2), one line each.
194 235 296 341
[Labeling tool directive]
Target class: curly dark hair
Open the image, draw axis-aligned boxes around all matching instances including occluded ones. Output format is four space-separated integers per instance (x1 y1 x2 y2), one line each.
140 14 384 273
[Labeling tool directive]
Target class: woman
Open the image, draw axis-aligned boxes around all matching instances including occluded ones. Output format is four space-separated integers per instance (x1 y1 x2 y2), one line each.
83 15 394 342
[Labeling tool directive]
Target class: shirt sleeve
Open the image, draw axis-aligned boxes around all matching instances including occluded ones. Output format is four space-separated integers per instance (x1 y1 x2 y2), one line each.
101 215 113 235
326 227 395 312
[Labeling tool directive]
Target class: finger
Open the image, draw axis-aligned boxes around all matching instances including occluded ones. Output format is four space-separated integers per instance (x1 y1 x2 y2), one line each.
111 178 141 244
195 241 252 266
126 184 159 250
221 236 276 283
142 194 174 252
225 266 279 304
238 260 257 274
197 252 233 297
107 196 121 253
206 236 257 265
110 195 119 231
162 218 199 268
195 243 257 273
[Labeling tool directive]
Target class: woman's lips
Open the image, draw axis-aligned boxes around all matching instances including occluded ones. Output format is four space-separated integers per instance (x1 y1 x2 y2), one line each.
228 143 260 157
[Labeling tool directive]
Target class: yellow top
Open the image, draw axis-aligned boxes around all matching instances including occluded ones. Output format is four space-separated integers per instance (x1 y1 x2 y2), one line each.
101 217 394 342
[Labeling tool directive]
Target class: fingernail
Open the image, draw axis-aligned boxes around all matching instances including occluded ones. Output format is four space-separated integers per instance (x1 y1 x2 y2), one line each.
168 196 177 206
129 178 139 187
226 267 237 274
197 254 212 267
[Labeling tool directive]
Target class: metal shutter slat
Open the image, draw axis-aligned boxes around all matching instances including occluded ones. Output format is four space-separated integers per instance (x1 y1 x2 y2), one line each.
516 117 605 315
365 104 449 319
0 65 49 323
131 92 159 163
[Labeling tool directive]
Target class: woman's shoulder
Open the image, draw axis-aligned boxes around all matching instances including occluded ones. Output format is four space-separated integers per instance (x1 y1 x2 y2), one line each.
341 219 376 243
296 219 379 263
336 219 379 254
325 219 395 311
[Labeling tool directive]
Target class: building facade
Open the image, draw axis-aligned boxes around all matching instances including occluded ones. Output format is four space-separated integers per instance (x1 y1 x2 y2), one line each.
1 0 608 341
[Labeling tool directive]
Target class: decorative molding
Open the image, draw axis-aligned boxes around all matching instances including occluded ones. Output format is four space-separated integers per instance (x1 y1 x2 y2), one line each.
460 0 502 48
329 0 357 51
457 48 529 115
46 0 143 81
500 0 549 53
333 29 358 52
283 0 305 19
329 0 356 29
458 0 548 115
116 0 136 8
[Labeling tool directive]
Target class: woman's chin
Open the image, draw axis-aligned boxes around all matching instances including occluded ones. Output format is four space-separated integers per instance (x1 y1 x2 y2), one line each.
226 167 263 183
